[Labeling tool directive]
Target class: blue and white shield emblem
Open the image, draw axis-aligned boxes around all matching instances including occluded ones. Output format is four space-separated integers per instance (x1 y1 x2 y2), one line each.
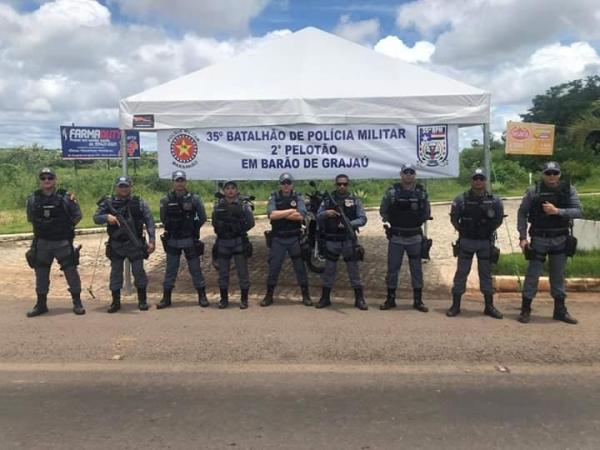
417 125 449 167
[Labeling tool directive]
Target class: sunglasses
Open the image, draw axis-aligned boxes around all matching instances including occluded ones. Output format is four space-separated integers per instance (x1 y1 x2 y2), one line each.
472 176 486 181
544 171 560 176
280 180 292 185
336 182 348 186
402 170 416 175
39 176 55 181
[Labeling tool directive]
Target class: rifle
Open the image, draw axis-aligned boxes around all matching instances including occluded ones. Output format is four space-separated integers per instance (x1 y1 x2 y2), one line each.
323 191 364 260
98 196 145 252
323 191 357 242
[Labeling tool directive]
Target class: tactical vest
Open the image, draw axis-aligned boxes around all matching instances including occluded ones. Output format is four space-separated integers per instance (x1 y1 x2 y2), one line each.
388 183 427 234
164 191 197 239
323 192 358 237
213 198 245 239
31 189 74 241
107 196 144 241
458 190 497 239
528 181 571 235
270 191 302 237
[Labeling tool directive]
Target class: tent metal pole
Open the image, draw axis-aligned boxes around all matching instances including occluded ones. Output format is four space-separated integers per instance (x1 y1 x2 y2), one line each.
121 130 132 296
483 123 491 193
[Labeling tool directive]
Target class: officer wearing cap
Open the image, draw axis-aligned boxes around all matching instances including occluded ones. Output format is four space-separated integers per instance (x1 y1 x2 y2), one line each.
379 164 430 312
316 174 368 310
447 168 504 319
517 161 582 324
212 180 255 309
94 176 156 312
261 173 312 307
157 170 208 309
25 168 85 317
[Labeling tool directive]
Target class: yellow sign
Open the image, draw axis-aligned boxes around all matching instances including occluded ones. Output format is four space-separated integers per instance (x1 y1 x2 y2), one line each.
505 121 555 155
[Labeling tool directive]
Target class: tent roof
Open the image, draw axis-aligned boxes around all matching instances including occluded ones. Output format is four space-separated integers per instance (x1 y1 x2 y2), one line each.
119 27 490 129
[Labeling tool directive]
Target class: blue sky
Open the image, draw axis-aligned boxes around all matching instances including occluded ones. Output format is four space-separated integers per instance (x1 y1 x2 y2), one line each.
0 0 599 149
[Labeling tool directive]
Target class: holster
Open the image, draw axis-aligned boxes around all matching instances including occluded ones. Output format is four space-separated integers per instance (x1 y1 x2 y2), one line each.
565 235 577 257
354 244 365 261
421 238 433 260
25 239 37 269
344 244 365 262
194 239 205 256
452 240 460 258
243 236 253 258
524 246 545 262
264 230 273 249
71 244 82 267
490 245 500 264
160 233 169 253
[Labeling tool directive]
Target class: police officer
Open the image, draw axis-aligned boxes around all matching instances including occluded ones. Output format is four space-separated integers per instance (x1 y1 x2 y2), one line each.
25 168 85 317
517 161 582 324
379 164 430 312
94 176 156 312
261 173 312 307
447 168 504 319
158 170 208 309
316 174 368 310
212 180 255 309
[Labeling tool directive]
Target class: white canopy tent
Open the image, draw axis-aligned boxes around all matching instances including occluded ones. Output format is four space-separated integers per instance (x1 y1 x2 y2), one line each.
119 26 491 180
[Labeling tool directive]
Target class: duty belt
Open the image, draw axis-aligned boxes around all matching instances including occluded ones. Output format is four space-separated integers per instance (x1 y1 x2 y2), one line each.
388 226 422 237
272 229 301 238
531 228 569 238
324 233 351 242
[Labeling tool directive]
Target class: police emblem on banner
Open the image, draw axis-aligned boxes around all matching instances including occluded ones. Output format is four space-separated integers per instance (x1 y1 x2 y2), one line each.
169 130 199 169
417 125 449 167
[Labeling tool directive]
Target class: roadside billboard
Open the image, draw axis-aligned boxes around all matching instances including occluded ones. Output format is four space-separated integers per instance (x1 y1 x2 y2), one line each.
60 126 140 159
505 121 555 155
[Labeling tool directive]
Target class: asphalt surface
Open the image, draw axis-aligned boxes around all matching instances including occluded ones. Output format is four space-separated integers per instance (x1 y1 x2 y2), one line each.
1 366 600 450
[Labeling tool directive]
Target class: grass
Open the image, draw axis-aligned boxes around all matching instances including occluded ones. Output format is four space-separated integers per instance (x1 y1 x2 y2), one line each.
494 250 600 278
2 148 600 234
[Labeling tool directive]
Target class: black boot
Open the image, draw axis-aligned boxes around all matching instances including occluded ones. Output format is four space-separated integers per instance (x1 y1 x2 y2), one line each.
197 287 209 308
380 288 396 310
157 288 172 309
483 294 503 319
27 293 49 318
315 287 331 309
518 296 532 323
108 290 121 313
137 288 149 311
553 297 578 324
446 293 461 317
71 292 86 315
300 285 313 307
412 288 428 313
354 287 368 311
218 288 229 309
240 289 249 310
260 285 275 307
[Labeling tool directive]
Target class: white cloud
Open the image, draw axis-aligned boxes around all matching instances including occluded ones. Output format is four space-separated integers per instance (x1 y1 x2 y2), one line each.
482 42 600 106
0 0 291 147
333 15 380 45
109 0 271 35
396 0 600 68
374 35 435 63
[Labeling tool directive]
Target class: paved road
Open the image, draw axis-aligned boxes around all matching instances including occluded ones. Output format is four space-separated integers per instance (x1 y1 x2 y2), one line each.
1 365 599 450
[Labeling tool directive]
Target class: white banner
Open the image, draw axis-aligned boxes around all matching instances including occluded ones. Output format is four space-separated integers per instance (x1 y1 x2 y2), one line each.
157 124 458 180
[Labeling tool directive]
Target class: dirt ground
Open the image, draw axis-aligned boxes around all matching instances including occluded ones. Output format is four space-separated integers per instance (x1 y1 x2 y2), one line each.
1 199 599 367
